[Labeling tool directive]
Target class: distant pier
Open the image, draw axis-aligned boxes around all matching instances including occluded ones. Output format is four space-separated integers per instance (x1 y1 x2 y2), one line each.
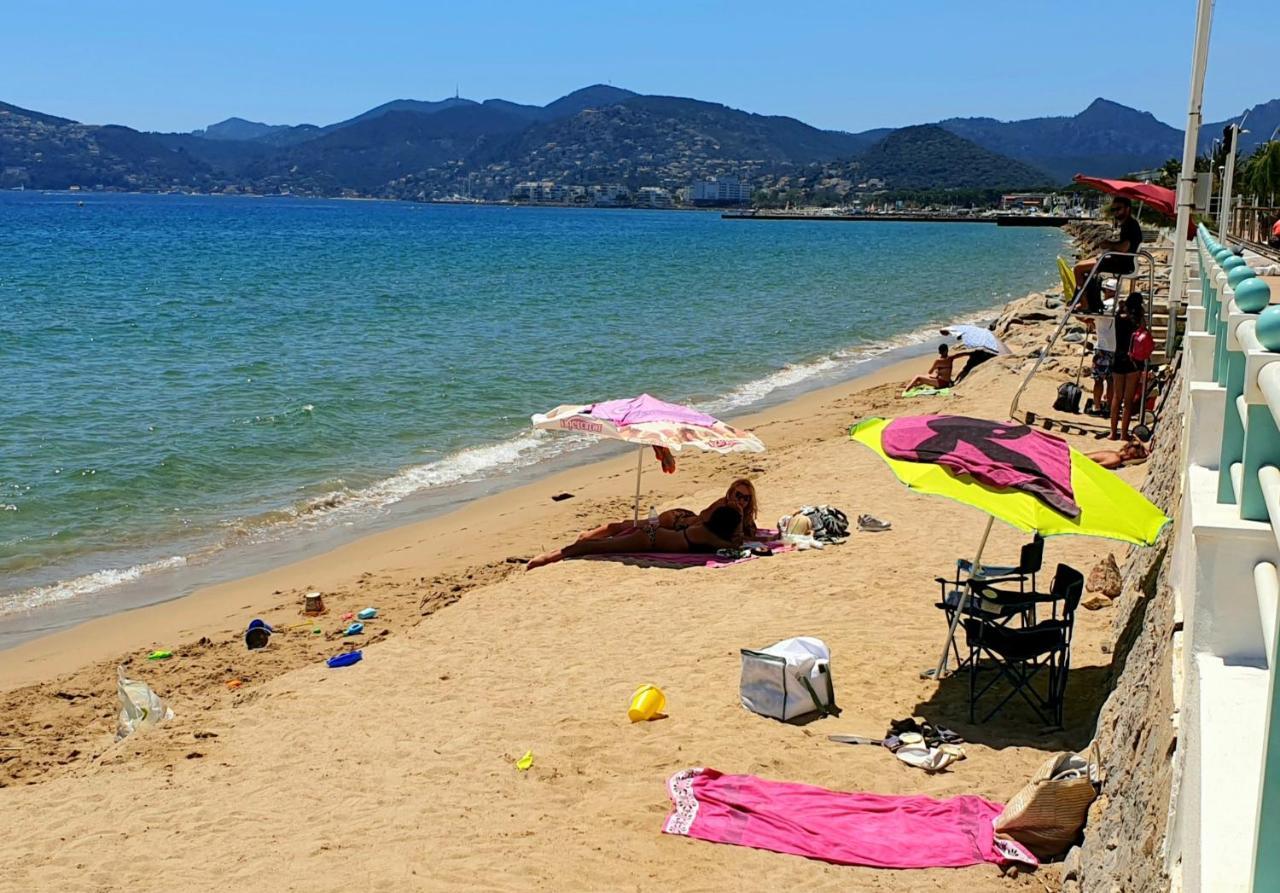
721 211 1069 227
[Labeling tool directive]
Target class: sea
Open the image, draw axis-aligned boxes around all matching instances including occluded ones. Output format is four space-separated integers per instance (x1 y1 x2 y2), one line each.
0 192 1064 643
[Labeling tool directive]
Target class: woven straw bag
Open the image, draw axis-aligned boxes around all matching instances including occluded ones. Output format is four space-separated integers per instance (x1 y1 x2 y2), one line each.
994 744 1099 858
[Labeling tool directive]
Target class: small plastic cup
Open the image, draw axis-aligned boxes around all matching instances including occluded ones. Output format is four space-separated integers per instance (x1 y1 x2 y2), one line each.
628 684 666 722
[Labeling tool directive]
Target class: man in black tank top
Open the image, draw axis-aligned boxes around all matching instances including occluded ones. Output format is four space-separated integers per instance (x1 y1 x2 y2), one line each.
1073 197 1143 311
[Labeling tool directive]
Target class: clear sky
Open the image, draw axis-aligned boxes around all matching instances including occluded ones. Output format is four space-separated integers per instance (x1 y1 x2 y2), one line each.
4 1 1275 133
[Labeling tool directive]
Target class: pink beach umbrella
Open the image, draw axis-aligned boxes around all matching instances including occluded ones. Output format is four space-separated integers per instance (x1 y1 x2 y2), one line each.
531 393 765 521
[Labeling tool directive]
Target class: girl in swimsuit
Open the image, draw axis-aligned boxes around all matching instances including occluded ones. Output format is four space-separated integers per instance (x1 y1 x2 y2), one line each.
527 506 742 570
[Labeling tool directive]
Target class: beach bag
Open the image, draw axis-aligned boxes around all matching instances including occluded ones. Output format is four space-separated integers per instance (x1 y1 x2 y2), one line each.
740 636 837 722
1129 325 1155 363
797 506 849 543
1053 381 1082 414
115 666 175 741
994 746 1099 858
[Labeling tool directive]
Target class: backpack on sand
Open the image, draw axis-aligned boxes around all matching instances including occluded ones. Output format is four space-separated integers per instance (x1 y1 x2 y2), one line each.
1053 343 1088 414
798 505 850 543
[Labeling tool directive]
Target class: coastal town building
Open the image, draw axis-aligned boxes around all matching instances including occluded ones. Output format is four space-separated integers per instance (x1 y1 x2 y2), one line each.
690 176 751 206
636 186 674 208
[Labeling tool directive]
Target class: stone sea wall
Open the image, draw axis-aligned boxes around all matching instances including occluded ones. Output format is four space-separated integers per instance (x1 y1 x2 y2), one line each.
1065 365 1184 893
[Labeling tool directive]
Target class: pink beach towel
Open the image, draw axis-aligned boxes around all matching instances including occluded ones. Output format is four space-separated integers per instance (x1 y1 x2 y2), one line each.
663 768 1037 870
882 415 1079 517
583 530 792 569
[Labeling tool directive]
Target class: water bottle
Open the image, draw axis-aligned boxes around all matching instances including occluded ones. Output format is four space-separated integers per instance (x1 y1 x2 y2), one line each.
648 506 659 528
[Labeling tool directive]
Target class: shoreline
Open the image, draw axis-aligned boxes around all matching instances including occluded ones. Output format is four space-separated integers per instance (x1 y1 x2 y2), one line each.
0 296 1028 655
0 345 940 690
0 272 1145 893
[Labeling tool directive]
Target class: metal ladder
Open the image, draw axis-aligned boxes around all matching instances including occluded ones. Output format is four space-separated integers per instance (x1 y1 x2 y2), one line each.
1009 249 1158 424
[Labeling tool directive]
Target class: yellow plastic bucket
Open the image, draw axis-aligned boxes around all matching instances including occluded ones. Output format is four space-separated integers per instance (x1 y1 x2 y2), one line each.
628 684 666 722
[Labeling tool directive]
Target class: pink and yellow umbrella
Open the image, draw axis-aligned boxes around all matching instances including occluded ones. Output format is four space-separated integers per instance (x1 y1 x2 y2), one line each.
532 393 764 520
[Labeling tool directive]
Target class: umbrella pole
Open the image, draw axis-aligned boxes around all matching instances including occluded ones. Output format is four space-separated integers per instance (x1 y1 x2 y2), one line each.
925 515 995 681
633 446 644 524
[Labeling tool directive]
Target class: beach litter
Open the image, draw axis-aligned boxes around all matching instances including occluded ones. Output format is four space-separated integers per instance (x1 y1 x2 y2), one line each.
303 591 326 615
627 684 667 722
343 622 364 636
244 619 273 650
515 750 534 771
146 650 173 661
225 679 244 690
326 650 362 668
115 666 175 740
357 607 377 620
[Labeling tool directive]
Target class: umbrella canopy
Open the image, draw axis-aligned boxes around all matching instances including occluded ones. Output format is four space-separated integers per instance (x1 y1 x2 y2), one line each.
532 394 764 453
1073 174 1195 240
850 416 1167 545
1073 175 1175 218
851 414 1168 679
533 394 764 522
942 325 1009 356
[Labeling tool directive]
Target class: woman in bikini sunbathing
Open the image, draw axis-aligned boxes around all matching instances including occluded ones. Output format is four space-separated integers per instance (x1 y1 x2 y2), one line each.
1085 440 1148 470
526 505 742 570
575 478 760 544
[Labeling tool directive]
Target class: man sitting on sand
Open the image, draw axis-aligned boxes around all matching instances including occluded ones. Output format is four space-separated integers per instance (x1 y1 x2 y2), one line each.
905 344 969 392
1085 441 1147 470
527 505 743 570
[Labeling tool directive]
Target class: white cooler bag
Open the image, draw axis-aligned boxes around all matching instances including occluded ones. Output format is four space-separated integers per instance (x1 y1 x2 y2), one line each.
740 636 837 721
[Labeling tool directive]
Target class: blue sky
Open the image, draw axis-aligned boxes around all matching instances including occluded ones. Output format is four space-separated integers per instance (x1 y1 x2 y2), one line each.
4 1 1275 133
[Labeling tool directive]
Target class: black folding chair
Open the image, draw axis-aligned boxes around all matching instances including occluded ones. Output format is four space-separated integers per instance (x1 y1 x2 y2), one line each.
962 563 1084 727
934 534 1045 669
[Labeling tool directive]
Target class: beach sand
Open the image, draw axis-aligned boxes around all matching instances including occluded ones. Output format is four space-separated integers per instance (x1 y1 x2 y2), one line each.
0 288 1151 891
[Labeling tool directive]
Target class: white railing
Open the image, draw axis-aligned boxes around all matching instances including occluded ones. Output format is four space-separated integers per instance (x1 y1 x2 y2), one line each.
1174 225 1280 892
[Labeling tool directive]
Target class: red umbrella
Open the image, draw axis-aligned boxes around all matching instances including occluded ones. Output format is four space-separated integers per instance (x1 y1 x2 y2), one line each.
1073 174 1194 239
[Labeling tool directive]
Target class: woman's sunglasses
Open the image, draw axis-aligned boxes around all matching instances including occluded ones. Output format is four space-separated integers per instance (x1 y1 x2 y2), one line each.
733 491 751 503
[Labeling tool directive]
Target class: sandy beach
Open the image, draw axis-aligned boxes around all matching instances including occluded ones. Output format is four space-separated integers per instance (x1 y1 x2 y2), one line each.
0 286 1151 891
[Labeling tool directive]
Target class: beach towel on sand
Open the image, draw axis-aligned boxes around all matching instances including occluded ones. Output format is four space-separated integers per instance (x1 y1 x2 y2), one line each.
882 415 1079 517
663 768 1037 870
902 386 952 398
583 530 791 569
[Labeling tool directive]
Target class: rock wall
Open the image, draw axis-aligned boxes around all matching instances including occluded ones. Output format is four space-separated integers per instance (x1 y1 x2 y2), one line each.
1065 365 1184 893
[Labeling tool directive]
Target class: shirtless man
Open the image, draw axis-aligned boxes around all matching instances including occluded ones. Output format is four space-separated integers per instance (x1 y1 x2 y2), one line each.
906 343 968 391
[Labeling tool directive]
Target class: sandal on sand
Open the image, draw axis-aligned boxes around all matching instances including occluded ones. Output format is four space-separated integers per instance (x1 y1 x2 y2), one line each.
857 514 891 532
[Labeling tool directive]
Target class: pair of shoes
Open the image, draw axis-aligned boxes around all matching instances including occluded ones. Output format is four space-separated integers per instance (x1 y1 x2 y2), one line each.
857 514 891 532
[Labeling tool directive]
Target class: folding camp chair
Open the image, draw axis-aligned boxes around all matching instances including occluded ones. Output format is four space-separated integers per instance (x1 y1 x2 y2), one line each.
962 563 1084 727
934 534 1045 669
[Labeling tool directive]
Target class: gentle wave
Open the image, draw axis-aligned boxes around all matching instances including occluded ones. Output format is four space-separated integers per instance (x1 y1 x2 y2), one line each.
2 556 187 614
0 301 1019 616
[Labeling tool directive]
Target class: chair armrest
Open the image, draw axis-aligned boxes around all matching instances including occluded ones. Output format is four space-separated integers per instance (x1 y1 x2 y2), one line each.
967 573 1028 586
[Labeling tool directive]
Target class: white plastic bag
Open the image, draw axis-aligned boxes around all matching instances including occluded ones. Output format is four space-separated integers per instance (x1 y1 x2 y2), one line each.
115 665 174 740
740 636 836 721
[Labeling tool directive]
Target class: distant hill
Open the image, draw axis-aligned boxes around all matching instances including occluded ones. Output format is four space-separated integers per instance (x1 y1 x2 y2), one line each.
196 117 297 141
938 98 1182 181
4 88 1276 199
471 94 875 191
1203 97 1280 157
1 102 213 189
242 105 533 192
855 125 1055 189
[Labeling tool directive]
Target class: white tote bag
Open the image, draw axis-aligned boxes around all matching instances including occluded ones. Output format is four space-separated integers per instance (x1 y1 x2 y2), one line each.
740 636 837 721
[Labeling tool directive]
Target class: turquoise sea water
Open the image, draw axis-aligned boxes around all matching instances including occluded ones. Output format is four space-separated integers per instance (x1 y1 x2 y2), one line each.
0 192 1063 619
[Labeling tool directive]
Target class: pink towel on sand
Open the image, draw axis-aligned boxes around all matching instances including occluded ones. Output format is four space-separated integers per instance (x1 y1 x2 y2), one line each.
584 530 790 569
663 768 1037 870
882 415 1079 517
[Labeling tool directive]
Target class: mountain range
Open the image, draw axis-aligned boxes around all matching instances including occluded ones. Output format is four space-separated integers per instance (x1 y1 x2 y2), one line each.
2 86 1275 201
